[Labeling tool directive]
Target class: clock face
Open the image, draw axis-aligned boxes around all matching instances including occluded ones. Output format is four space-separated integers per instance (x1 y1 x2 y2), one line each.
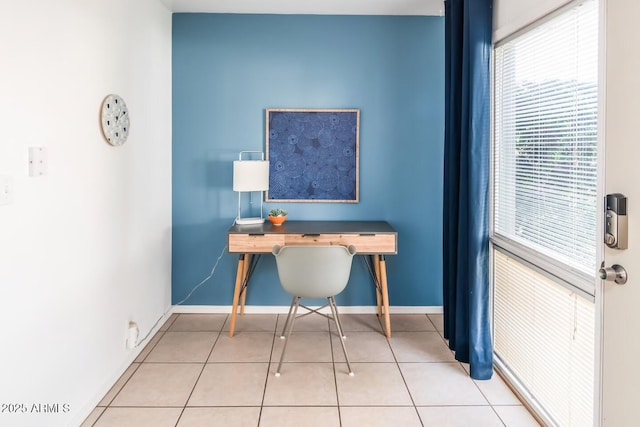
100 94 130 146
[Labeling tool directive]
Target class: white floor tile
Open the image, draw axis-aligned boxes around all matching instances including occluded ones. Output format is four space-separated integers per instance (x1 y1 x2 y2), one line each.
145 332 217 363
340 406 422 427
389 331 456 362
400 362 488 406
188 363 268 406
336 363 413 406
178 407 261 426
260 406 340 427
209 332 274 362
94 408 182 427
474 372 522 405
110 363 203 407
417 406 503 427
494 405 542 427
263 362 337 406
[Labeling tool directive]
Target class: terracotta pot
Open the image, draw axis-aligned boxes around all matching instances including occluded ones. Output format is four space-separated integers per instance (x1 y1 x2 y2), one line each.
268 215 287 226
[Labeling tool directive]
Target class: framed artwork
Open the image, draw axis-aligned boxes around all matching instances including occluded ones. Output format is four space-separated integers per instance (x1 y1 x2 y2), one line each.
266 108 360 203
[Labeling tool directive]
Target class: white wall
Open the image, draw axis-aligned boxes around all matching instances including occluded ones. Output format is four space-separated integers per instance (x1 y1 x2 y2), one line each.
0 1 172 426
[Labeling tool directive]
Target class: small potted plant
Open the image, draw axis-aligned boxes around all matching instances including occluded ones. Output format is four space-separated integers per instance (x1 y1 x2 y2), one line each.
268 208 288 226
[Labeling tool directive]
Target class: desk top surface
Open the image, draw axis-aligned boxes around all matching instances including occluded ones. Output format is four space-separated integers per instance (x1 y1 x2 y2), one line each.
228 220 396 235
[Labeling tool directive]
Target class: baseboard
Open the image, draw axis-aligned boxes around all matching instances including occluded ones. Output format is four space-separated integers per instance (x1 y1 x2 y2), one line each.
172 305 443 315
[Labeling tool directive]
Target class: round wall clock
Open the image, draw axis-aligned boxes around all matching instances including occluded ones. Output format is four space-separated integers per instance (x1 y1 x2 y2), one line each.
100 94 130 146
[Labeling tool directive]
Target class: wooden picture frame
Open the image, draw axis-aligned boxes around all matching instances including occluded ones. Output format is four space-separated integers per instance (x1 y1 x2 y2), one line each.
266 109 360 203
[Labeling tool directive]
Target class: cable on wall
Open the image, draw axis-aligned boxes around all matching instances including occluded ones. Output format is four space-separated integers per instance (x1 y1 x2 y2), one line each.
132 242 229 348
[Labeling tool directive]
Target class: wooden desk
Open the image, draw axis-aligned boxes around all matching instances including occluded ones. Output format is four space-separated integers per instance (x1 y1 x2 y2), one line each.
228 220 398 338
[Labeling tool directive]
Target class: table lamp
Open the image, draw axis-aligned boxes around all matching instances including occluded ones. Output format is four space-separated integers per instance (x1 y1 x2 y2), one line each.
233 151 269 225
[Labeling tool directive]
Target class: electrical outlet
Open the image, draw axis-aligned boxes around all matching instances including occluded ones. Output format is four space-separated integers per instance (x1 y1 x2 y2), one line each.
126 321 139 349
0 175 12 205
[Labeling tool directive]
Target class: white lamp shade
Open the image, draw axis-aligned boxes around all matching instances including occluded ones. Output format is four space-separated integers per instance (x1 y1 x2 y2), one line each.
233 160 269 191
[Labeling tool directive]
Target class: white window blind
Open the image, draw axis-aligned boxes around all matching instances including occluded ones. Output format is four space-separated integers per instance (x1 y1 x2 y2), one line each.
493 0 599 280
494 250 595 427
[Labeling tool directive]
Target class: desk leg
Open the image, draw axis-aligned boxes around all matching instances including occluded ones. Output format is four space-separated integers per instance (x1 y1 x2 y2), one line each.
378 255 391 338
373 255 383 317
229 254 246 338
240 254 251 315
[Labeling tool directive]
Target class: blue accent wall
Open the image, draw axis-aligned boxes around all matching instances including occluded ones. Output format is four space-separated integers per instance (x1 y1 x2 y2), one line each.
172 14 445 307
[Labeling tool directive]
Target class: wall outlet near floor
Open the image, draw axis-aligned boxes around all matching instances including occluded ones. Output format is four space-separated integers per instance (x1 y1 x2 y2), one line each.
0 175 13 205
126 321 139 349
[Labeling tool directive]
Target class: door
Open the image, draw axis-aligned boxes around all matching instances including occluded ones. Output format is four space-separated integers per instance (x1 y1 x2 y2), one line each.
599 0 640 425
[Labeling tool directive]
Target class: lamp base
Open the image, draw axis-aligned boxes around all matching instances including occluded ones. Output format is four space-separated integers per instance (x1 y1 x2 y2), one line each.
235 217 265 225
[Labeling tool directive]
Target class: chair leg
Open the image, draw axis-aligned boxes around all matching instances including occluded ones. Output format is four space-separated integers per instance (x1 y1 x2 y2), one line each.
328 297 354 376
330 298 347 339
276 296 300 376
280 296 297 339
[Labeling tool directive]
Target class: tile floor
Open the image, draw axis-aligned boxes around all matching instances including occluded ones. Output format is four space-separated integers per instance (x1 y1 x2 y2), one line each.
82 313 540 426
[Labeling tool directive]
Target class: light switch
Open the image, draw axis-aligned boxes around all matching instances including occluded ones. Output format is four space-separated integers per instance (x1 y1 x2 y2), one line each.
29 147 47 177
0 174 12 205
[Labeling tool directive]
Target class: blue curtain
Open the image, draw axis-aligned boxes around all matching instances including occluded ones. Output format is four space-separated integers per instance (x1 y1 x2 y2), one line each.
442 0 493 380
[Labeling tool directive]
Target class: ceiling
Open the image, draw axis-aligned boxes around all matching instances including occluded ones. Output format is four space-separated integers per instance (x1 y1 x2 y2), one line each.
159 0 444 16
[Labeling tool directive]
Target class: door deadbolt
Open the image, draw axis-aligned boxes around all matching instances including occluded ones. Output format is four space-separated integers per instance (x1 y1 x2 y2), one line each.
599 264 628 285
605 193 627 249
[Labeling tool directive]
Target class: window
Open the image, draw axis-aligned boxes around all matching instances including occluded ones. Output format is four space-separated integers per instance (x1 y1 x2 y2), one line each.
493 250 595 426
492 1 598 426
493 0 599 291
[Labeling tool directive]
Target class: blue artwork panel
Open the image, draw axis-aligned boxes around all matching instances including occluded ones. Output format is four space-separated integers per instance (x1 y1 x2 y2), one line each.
266 109 360 202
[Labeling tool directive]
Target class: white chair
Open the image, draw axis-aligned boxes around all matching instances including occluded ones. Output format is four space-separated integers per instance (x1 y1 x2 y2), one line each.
272 244 356 376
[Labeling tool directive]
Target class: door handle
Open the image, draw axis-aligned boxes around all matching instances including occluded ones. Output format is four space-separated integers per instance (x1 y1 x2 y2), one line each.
599 263 628 285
